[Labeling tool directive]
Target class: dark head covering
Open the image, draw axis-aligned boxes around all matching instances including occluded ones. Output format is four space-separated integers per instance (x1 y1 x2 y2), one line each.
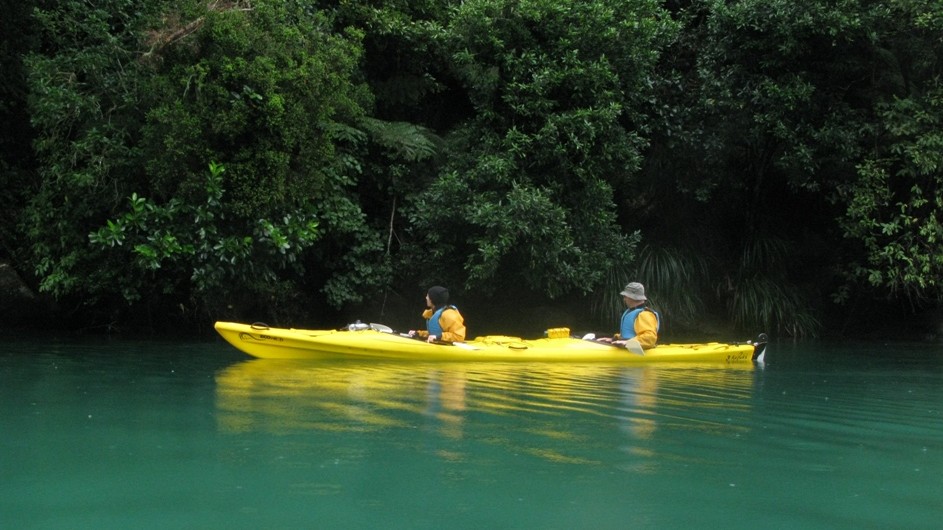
427 286 449 307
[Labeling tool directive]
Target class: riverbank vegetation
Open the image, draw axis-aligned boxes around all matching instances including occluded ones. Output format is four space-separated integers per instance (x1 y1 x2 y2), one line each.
2 0 942 339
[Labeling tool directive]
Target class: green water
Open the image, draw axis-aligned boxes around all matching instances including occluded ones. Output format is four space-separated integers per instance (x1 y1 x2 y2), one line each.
1 337 941 529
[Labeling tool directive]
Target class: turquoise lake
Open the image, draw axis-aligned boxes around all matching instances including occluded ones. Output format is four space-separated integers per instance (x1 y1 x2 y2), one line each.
1 336 941 529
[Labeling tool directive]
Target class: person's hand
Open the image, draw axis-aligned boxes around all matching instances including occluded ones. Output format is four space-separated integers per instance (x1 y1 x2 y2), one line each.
595 337 613 343
427 335 437 343
407 330 416 337
611 339 626 346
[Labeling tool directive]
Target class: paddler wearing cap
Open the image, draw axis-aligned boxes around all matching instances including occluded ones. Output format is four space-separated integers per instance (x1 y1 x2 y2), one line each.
407 286 467 343
597 282 660 349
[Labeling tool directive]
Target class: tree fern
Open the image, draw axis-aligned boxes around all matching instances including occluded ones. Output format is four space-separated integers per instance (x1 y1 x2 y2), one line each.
358 117 440 162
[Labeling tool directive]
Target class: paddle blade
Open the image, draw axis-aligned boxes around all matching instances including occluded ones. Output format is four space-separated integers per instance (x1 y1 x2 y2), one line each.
624 339 645 356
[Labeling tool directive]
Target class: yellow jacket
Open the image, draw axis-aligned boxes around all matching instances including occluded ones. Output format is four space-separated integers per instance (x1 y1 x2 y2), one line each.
631 310 659 349
416 307 466 342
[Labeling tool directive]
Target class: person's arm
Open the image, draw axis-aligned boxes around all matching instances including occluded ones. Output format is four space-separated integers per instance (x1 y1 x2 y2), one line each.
436 308 466 342
634 311 658 349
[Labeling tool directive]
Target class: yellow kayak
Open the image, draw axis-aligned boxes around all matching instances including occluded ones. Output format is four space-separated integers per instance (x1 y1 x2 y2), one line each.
214 321 768 364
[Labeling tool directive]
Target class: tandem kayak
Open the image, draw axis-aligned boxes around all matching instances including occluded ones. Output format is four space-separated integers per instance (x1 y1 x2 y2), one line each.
214 321 768 364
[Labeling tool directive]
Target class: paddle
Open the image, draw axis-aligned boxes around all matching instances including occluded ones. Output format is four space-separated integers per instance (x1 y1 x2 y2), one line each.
622 338 646 356
364 321 429 341
580 333 645 356
345 320 404 335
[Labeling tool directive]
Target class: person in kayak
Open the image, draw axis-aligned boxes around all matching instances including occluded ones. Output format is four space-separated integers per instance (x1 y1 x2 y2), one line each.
408 285 466 343
596 282 659 349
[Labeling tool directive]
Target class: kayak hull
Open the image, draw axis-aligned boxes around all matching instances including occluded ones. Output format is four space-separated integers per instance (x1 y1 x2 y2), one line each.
214 322 766 364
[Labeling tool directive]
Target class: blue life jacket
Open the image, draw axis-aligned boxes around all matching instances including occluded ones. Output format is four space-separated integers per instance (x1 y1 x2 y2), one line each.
427 305 458 337
620 306 660 339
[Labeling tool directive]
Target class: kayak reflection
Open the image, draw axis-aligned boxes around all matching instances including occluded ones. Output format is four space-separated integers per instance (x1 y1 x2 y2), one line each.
215 360 759 456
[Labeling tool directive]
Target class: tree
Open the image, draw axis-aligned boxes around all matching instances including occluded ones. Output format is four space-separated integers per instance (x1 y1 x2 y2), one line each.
400 0 676 302
628 0 914 336
0 0 40 262
837 1 943 304
22 0 382 326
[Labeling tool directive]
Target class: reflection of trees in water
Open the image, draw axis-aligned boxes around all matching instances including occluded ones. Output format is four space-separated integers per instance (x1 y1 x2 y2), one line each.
215 361 758 463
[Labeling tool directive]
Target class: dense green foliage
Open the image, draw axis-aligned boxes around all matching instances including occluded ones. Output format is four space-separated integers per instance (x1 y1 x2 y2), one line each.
0 0 37 260
836 2 943 305
2 0 943 337
19 0 383 324
403 0 670 297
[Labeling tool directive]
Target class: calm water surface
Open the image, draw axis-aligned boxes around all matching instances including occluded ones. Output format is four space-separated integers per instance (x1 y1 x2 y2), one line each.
1 336 941 529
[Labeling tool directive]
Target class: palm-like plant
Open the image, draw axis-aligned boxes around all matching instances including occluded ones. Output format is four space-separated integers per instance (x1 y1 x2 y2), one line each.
635 245 709 331
590 239 821 338
727 237 820 338
590 245 708 332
